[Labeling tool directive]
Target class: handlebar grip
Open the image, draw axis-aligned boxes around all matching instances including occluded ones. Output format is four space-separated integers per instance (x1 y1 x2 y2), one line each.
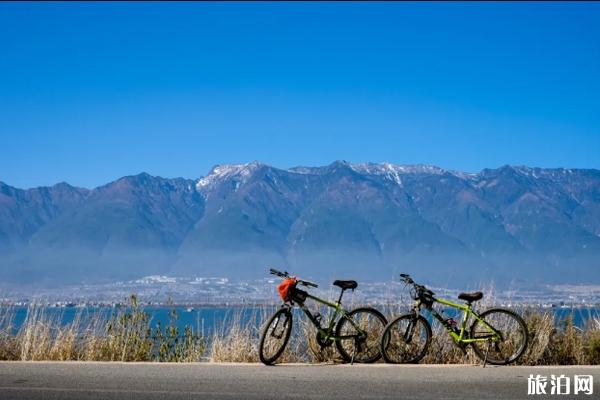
269 268 286 277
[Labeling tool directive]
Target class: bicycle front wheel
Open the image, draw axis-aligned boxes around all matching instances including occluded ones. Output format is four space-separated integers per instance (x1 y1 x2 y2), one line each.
258 307 293 365
335 307 387 363
470 308 528 365
380 313 432 363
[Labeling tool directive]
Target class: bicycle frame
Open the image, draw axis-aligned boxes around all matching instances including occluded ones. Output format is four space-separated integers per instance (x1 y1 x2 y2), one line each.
414 296 501 344
289 291 365 342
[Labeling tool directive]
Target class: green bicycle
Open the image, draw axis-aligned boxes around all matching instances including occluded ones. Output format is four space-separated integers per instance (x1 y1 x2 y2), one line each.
380 273 528 365
259 268 387 365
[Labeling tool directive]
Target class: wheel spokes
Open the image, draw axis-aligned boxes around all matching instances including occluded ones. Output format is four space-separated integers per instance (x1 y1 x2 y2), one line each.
382 315 430 363
270 317 285 339
338 310 385 363
472 310 527 364
260 311 291 363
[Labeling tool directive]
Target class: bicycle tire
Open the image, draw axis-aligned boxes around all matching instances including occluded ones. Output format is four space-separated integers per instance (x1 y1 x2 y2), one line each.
470 307 528 365
380 313 432 364
335 307 387 363
258 307 293 365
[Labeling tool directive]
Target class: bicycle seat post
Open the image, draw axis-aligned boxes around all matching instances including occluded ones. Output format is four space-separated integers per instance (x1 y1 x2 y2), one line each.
336 288 345 305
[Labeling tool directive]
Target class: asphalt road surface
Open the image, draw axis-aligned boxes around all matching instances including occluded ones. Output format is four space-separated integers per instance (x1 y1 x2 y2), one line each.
0 362 598 400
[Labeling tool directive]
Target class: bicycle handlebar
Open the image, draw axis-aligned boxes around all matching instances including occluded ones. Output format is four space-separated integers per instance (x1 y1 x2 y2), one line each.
399 273 435 301
269 268 288 277
269 268 318 288
300 280 318 288
399 273 414 284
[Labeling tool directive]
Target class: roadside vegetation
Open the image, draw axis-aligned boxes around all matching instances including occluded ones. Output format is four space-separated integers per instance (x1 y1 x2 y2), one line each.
0 295 204 362
1 295 599 365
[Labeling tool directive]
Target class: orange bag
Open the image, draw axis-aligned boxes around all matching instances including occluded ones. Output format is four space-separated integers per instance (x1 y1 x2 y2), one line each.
277 277 297 301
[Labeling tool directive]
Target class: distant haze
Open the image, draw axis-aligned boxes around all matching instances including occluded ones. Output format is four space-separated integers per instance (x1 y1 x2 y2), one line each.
1 161 599 289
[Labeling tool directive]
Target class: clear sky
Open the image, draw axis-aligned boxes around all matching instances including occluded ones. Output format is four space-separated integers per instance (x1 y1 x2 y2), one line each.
1 2 599 189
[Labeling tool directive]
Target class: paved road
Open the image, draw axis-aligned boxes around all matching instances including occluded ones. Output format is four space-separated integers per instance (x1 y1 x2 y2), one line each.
0 362 598 399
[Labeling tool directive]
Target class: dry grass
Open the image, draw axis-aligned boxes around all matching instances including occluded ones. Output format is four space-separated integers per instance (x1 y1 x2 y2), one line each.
209 306 314 363
0 295 204 362
210 302 600 365
2 294 600 365
298 314 340 363
516 310 552 365
209 308 263 363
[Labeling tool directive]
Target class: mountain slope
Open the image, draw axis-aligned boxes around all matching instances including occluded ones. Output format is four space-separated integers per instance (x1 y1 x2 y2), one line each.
1 162 599 287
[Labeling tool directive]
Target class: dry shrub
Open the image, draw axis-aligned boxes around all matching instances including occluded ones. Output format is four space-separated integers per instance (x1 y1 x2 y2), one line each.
584 318 600 365
537 315 585 365
99 296 153 361
585 333 600 364
3 294 600 366
0 307 19 360
20 305 59 360
0 334 19 360
518 310 554 365
208 306 307 363
98 295 204 362
211 325 259 362
210 307 266 363
0 295 204 362
48 323 78 361
209 306 308 363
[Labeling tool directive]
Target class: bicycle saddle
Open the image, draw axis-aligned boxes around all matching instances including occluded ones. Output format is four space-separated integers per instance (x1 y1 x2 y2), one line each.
458 291 483 302
333 280 358 290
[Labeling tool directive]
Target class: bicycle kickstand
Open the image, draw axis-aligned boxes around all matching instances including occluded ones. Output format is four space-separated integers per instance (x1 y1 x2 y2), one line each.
350 343 357 365
482 340 491 368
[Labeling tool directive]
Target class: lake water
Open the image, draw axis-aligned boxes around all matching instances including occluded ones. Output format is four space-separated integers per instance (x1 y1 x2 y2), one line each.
0 306 278 336
1 305 598 335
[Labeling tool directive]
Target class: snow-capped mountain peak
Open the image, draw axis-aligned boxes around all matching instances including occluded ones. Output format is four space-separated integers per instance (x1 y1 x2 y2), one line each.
196 162 263 191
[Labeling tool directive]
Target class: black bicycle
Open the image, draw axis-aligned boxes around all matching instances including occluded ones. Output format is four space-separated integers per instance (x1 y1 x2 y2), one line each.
259 268 387 365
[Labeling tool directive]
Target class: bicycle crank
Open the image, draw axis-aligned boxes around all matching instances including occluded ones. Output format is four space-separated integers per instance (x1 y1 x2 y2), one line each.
316 332 333 348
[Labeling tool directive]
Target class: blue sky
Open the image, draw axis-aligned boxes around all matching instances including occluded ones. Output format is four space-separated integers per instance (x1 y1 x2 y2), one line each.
1 2 599 189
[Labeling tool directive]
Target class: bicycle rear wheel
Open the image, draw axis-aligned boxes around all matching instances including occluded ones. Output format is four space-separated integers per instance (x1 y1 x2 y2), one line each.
470 308 528 365
258 307 293 365
335 307 387 363
380 313 431 363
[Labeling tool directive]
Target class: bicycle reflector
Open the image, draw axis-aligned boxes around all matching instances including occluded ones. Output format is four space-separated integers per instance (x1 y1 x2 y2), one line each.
278 277 297 301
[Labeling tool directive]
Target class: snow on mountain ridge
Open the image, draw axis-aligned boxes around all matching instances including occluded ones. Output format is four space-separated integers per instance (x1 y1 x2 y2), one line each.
194 161 586 193
195 161 483 191
289 162 449 179
196 161 263 191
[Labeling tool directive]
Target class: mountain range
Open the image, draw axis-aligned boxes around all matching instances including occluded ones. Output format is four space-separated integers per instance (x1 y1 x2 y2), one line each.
1 161 599 289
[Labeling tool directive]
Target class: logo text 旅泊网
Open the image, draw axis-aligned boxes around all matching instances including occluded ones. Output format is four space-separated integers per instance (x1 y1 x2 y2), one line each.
527 374 593 395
